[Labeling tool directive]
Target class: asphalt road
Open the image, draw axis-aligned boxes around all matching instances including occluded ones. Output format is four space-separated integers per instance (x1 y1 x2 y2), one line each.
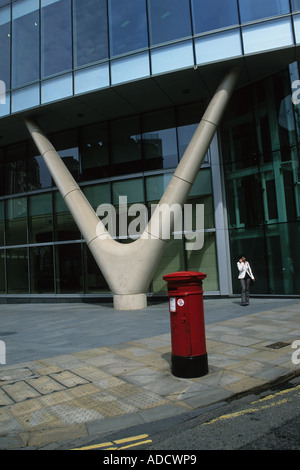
66 374 300 452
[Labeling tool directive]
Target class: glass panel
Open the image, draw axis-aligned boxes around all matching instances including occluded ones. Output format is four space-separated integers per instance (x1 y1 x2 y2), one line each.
242 18 293 54
187 232 219 291
12 0 39 88
28 141 52 190
6 197 27 245
0 200 4 245
82 183 111 210
292 0 300 11
54 191 80 241
7 247 29 293
0 250 5 293
53 129 80 180
0 149 4 196
41 0 72 78
74 63 109 94
151 41 194 74
30 245 54 293
146 173 172 202
152 237 185 293
41 74 73 103
73 0 108 67
28 193 53 243
80 123 109 181
191 0 239 34
195 29 242 65
148 0 191 45
55 243 83 293
108 0 148 56
112 178 144 205
239 0 290 23
110 116 143 176
111 52 150 85
112 178 144 239
83 244 109 293
0 6 11 91
12 84 39 112
4 143 27 194
142 110 178 170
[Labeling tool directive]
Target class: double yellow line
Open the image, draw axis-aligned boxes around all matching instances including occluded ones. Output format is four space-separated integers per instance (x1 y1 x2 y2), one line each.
73 434 152 450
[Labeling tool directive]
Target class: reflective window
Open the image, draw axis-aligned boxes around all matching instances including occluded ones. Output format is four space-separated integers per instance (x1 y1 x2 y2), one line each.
80 123 109 181
292 0 300 11
0 250 5 293
28 142 52 189
54 192 80 241
191 0 239 34
142 110 178 170
28 193 53 243
0 6 11 90
7 248 28 293
6 197 27 245
108 0 148 56
73 0 108 67
41 0 72 78
53 130 80 181
30 246 54 293
239 0 290 23
12 0 39 88
110 117 143 176
148 0 191 45
55 243 83 293
83 244 109 293
4 143 27 194
0 200 4 246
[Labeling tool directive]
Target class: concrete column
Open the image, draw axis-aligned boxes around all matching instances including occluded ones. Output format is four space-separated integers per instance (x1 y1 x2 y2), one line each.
25 67 240 310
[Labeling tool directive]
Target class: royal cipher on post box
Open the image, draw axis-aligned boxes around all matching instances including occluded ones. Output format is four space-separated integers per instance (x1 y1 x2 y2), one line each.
163 271 208 378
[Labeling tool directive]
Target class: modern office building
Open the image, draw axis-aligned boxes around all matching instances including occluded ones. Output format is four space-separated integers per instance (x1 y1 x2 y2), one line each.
0 0 299 306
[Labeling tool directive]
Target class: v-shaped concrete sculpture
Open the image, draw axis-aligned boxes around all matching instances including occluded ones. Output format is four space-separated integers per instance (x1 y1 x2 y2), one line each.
25 67 240 310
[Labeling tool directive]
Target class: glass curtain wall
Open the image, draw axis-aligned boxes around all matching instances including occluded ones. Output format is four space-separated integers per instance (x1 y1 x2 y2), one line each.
221 68 300 295
0 101 219 296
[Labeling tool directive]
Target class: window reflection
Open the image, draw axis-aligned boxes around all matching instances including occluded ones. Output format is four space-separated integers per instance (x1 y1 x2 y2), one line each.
5 143 27 194
6 197 27 245
28 142 52 190
41 0 72 78
7 247 28 293
73 0 108 67
110 117 143 175
148 0 191 45
0 6 10 91
12 0 39 88
30 246 54 293
142 110 178 170
191 0 239 34
55 243 83 293
80 123 109 181
28 193 53 243
239 0 290 23
108 0 148 56
292 0 300 11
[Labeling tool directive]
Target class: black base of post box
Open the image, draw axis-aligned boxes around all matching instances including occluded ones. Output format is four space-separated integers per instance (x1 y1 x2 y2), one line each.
171 353 208 379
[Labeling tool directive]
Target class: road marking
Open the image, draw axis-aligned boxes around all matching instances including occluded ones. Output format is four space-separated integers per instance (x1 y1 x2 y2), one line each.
72 434 152 450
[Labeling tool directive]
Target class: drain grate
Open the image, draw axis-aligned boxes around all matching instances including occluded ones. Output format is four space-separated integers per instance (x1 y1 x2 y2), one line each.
266 342 290 349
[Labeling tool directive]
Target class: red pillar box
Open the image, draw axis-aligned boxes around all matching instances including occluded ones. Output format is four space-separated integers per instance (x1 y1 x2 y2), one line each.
163 271 208 378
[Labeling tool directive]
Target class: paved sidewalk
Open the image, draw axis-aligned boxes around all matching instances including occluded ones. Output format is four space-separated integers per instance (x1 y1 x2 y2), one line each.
0 297 299 450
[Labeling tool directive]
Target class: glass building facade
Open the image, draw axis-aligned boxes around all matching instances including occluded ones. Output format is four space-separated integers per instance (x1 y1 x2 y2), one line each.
0 0 299 300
